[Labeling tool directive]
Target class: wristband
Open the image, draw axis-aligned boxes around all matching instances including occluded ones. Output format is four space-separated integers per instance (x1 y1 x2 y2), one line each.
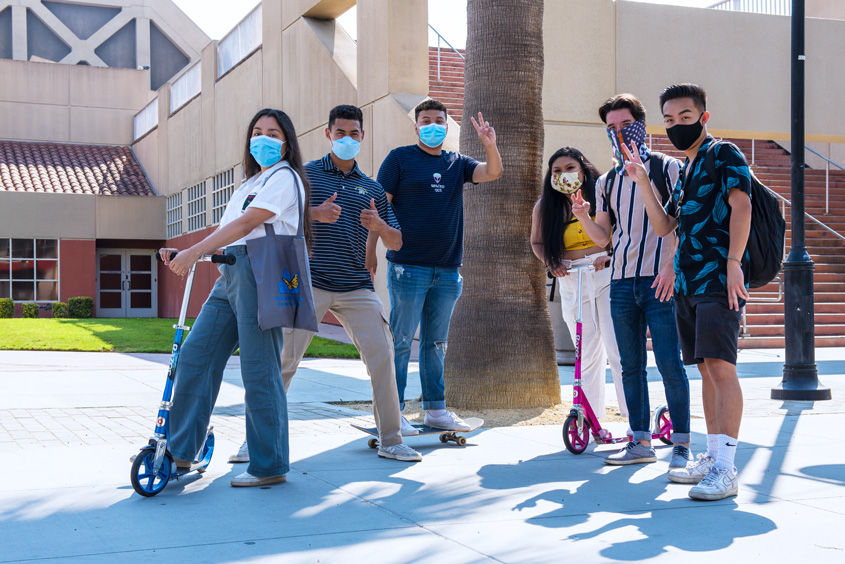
727 256 742 265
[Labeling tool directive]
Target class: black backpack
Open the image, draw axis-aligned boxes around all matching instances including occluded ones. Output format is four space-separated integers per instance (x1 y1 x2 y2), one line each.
605 152 674 227
702 140 785 289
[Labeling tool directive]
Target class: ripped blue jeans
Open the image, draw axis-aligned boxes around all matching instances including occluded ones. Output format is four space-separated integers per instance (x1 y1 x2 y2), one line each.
387 261 462 410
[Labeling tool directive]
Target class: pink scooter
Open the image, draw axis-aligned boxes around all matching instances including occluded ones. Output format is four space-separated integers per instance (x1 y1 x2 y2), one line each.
562 263 673 454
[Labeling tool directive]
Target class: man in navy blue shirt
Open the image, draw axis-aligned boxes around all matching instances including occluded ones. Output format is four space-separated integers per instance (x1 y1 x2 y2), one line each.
632 84 752 501
230 105 422 463
376 99 503 433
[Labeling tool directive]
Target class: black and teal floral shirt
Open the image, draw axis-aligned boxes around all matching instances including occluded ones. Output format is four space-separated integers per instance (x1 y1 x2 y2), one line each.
666 136 752 297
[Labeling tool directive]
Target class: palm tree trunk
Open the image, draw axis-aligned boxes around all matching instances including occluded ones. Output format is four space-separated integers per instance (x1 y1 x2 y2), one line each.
445 0 559 408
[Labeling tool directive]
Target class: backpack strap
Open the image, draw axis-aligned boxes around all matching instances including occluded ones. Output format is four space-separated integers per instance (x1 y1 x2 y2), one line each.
604 169 618 227
647 152 672 206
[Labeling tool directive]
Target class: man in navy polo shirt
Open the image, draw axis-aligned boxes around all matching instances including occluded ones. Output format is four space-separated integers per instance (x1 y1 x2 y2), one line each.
230 105 422 463
376 99 503 433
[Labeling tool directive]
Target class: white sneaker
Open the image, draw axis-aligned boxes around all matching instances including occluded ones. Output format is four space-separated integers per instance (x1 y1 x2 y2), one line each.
668 452 715 484
228 440 249 463
424 410 471 431
230 472 286 487
400 416 419 436
378 443 423 462
688 465 739 501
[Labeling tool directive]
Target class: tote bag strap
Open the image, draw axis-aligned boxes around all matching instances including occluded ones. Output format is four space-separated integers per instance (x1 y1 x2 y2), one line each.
256 165 305 238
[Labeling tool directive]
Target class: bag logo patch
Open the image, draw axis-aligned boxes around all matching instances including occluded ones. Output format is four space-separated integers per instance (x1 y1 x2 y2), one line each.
276 269 304 307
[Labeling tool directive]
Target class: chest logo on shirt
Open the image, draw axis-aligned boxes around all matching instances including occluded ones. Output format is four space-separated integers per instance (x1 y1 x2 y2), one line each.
242 194 256 211
354 186 368 196
431 172 445 193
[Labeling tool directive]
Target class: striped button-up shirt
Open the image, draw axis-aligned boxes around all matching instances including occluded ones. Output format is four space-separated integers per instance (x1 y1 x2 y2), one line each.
596 154 681 280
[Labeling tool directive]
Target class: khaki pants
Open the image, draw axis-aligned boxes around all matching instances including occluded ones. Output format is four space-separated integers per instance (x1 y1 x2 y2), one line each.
282 287 403 447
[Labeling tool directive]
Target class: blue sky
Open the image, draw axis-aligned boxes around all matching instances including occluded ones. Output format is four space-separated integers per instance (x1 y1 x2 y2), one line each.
173 0 718 46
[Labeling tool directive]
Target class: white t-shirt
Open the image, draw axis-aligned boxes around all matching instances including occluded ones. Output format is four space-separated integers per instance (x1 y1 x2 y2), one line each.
219 161 305 246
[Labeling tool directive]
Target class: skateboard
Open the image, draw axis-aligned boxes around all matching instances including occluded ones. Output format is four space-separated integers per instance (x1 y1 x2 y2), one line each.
351 417 484 448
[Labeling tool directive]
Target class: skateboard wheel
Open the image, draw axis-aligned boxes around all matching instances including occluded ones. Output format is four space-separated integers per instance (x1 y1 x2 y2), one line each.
439 434 449 443
367 438 379 449
456 436 467 447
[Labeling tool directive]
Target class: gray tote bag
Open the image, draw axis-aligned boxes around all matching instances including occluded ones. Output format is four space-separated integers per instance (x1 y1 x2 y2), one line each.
246 167 318 332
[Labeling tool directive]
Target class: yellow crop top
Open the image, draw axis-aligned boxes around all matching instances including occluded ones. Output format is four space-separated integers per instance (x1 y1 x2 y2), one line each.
563 219 596 251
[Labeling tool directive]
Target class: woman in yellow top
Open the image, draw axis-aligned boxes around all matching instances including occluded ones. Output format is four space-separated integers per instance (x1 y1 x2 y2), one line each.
531 147 627 423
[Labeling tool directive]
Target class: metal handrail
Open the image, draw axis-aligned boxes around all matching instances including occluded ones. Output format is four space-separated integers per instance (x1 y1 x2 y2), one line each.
708 0 790 15
740 277 783 338
805 146 845 216
429 24 464 82
767 184 845 243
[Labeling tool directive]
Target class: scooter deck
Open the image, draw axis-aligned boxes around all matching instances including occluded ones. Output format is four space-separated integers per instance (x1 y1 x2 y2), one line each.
351 417 484 447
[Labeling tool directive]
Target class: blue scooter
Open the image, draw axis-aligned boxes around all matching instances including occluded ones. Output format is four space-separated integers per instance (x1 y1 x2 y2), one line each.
129 251 235 497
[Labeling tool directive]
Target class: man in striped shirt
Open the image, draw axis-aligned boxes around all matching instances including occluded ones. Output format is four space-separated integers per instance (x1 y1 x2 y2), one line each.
229 105 422 463
376 99 503 434
591 94 692 469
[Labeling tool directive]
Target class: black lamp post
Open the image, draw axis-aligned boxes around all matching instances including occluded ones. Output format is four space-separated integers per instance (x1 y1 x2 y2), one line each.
772 0 831 401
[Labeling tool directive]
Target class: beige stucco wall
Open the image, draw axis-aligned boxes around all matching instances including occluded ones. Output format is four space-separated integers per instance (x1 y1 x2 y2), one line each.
96 195 165 239
0 59 154 145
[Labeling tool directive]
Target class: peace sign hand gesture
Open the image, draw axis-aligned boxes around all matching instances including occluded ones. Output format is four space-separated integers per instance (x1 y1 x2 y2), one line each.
571 189 591 221
621 141 650 187
470 112 497 148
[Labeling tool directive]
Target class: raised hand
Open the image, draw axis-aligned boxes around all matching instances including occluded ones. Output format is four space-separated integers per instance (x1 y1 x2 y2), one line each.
313 192 341 223
571 189 591 220
621 141 649 186
470 112 497 148
360 198 386 233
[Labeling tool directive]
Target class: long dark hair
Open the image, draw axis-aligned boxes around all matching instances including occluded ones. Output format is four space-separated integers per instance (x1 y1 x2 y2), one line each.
538 147 601 271
242 108 312 249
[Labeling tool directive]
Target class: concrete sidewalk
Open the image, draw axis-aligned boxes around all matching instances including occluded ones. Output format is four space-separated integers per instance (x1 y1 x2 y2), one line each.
0 347 843 563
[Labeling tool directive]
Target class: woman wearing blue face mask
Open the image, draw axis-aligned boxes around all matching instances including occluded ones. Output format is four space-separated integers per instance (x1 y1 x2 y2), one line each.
530 147 627 424
158 108 311 488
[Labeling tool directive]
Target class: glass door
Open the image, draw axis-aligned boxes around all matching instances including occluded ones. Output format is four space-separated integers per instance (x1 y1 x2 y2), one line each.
96 250 157 317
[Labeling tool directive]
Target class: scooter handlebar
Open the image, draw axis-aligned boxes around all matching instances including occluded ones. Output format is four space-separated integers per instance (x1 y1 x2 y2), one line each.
156 251 236 265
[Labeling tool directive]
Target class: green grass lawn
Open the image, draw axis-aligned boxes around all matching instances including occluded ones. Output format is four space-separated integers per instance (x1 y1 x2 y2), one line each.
0 318 360 358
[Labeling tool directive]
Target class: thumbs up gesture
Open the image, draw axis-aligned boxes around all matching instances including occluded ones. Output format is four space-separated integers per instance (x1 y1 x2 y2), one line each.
360 198 386 233
313 192 341 223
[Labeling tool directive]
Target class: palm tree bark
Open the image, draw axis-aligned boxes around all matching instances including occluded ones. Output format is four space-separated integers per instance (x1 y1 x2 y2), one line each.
445 0 559 408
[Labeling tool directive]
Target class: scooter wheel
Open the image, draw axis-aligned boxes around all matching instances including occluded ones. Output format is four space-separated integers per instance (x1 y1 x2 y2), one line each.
130 447 172 497
655 405 673 445
563 415 590 454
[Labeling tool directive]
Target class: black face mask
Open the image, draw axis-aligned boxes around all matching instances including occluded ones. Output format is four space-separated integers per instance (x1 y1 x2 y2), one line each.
666 113 704 151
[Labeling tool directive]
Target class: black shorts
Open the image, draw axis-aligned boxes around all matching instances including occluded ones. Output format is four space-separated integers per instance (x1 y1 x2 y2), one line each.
674 295 743 366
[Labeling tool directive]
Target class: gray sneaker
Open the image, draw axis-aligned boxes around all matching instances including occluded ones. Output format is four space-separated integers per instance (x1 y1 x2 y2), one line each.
604 441 657 465
688 465 739 501
668 452 715 484
378 442 423 462
228 440 250 463
424 410 471 431
668 444 693 469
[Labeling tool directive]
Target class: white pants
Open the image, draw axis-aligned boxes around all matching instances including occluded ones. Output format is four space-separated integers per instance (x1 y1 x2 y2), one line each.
558 255 627 419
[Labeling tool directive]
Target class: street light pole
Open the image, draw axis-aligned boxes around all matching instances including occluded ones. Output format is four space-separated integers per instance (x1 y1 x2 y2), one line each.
772 0 831 401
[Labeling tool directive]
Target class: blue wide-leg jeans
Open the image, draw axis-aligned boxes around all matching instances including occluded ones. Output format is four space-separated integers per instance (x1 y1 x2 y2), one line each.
609 277 690 444
169 245 289 478
387 261 462 411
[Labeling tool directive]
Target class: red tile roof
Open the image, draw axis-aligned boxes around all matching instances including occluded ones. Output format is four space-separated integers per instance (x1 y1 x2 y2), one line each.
0 140 155 196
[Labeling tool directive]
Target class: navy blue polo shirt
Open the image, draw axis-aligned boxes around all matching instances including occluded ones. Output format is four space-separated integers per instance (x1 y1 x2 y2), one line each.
306 154 399 292
376 145 478 267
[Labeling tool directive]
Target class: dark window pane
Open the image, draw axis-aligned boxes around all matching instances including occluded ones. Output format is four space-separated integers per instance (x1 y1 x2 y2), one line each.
100 291 121 309
36 239 58 259
99 272 122 290
0 260 9 281
130 254 151 271
12 239 34 258
12 281 33 301
11 260 35 280
0 281 9 298
36 281 57 301
37 260 58 280
99 254 121 271
0 239 9 258
130 292 152 309
130 273 151 290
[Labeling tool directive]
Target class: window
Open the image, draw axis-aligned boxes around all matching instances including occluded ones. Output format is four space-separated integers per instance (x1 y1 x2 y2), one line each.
0 238 59 302
217 5 262 78
133 98 158 140
170 62 201 114
186 182 206 233
212 168 235 225
166 193 183 239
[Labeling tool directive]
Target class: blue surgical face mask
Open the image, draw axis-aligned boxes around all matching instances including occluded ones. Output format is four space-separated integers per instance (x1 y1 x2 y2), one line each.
250 135 285 168
418 123 447 148
331 135 360 161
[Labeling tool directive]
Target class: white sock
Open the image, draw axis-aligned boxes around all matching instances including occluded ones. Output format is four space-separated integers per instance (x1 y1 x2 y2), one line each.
427 409 447 417
707 434 719 460
716 434 738 471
